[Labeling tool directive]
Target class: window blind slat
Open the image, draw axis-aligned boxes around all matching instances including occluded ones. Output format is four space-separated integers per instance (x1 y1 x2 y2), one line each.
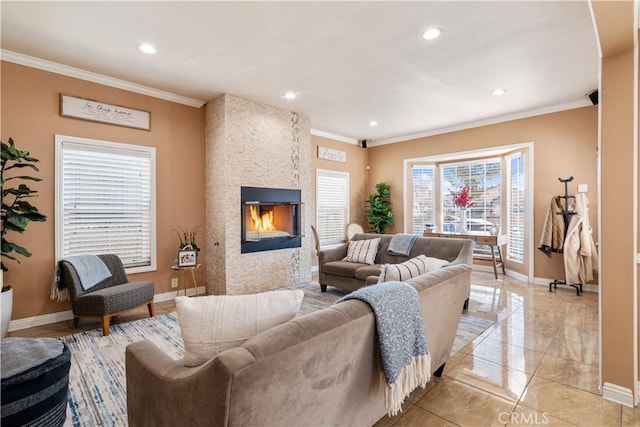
507 153 525 263
57 137 155 269
412 166 434 235
316 170 349 245
442 160 501 256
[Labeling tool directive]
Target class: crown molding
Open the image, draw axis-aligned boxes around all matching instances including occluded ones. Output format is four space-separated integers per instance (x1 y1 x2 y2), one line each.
311 128 359 145
370 100 592 147
1 50 206 108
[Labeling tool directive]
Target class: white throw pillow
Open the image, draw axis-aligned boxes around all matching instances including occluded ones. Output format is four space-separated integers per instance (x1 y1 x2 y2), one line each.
343 238 380 265
175 290 304 367
378 255 449 283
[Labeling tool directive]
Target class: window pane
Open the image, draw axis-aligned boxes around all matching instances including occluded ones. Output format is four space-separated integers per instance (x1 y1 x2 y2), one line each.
411 166 434 235
442 160 501 256
316 170 348 245
507 153 525 263
56 136 156 271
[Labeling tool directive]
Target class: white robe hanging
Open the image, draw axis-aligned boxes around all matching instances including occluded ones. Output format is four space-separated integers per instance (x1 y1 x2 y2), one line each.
563 193 598 285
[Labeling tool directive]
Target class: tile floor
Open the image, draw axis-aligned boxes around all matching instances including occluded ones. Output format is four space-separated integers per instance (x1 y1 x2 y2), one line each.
9 272 638 426
373 272 639 427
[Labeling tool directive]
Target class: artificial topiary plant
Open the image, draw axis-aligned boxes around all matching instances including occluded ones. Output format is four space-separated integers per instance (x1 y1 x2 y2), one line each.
366 182 394 234
1 137 47 275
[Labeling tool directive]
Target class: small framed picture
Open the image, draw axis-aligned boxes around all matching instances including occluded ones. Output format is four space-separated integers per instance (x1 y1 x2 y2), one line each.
178 250 197 267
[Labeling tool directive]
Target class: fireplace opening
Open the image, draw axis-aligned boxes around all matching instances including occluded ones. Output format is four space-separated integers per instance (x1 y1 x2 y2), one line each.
241 187 303 253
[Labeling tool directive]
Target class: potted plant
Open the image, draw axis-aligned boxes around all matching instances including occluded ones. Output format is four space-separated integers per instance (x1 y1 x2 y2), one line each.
1 137 47 337
366 182 394 234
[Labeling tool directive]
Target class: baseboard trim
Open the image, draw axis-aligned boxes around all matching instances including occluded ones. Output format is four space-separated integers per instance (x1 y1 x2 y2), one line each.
7 286 206 332
8 310 74 332
602 382 634 407
504 269 529 283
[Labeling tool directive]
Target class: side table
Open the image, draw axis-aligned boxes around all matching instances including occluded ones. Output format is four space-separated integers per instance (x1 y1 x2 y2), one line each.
424 231 507 279
171 264 202 297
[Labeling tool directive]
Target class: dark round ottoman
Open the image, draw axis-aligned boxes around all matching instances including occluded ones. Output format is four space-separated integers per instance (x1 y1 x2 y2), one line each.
1 337 71 427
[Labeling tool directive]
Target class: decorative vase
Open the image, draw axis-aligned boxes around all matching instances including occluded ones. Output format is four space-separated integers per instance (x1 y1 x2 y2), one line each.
1 287 13 338
459 209 468 234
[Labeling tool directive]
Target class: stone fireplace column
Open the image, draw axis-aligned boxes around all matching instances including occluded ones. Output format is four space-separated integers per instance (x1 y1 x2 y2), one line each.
204 94 312 295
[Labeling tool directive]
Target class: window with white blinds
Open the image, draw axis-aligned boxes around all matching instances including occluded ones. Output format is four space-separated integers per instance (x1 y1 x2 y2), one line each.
507 153 525 263
411 166 435 235
442 160 501 256
55 135 156 273
316 169 349 245
441 160 501 231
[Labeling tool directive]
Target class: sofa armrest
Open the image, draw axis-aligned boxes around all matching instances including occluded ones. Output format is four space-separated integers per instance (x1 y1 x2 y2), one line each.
318 243 349 265
126 340 255 427
448 239 475 266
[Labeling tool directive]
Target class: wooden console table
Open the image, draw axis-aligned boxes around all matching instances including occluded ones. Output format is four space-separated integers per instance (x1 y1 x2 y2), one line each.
424 232 507 279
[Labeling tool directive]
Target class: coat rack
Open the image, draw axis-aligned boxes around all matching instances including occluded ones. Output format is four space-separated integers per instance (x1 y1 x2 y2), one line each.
549 176 582 295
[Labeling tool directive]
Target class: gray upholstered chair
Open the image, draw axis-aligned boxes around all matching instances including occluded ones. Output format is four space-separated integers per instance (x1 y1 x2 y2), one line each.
60 254 155 336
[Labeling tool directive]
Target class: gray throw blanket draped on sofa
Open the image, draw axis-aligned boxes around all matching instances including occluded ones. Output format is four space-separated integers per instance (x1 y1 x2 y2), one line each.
338 281 430 416
388 234 419 256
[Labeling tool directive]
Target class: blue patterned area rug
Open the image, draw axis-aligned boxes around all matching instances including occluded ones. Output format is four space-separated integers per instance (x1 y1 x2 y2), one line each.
60 283 494 426
60 313 183 426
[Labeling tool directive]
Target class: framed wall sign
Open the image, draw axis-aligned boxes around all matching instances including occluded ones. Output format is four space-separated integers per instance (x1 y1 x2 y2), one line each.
318 146 347 163
60 94 151 130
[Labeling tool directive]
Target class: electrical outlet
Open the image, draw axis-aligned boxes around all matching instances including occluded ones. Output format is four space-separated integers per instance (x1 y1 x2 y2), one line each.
171 278 178 289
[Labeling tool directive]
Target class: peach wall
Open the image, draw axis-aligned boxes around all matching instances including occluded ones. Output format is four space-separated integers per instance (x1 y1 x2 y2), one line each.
591 0 638 399
1 61 206 321
309 135 368 264
600 47 636 394
366 107 598 280
310 136 368 225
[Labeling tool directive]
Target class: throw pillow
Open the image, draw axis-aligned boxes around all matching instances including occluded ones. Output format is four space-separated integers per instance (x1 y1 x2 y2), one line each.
378 255 449 283
175 289 304 367
343 238 380 265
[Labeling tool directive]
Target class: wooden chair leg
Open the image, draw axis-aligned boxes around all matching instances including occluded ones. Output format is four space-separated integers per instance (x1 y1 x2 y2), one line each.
101 316 110 336
72 317 80 328
147 301 155 317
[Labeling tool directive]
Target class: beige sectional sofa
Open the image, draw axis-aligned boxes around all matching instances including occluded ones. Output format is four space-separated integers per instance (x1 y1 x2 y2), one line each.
319 233 475 307
126 264 472 427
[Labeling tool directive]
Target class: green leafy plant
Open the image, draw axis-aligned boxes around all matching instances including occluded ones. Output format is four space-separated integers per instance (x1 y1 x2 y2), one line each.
366 182 394 234
1 137 47 273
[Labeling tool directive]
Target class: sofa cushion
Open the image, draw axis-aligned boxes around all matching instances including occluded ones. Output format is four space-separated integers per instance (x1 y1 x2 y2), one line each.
343 238 380 265
175 290 304 367
378 255 449 283
355 264 383 280
322 261 366 278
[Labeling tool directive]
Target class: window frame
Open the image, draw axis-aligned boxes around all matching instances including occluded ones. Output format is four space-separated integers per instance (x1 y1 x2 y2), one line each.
440 158 502 257
410 164 436 235
315 169 349 246
506 152 525 264
55 134 157 274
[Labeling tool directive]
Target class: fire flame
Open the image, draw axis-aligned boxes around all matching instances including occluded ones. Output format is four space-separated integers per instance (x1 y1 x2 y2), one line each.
250 205 277 232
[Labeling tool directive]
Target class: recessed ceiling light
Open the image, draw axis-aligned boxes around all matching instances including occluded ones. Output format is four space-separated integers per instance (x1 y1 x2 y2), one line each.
369 121 378 127
282 92 297 100
421 28 442 40
138 43 156 54
491 88 506 96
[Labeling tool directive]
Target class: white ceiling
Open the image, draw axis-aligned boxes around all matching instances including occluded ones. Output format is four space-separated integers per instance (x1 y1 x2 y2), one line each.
1 1 599 144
